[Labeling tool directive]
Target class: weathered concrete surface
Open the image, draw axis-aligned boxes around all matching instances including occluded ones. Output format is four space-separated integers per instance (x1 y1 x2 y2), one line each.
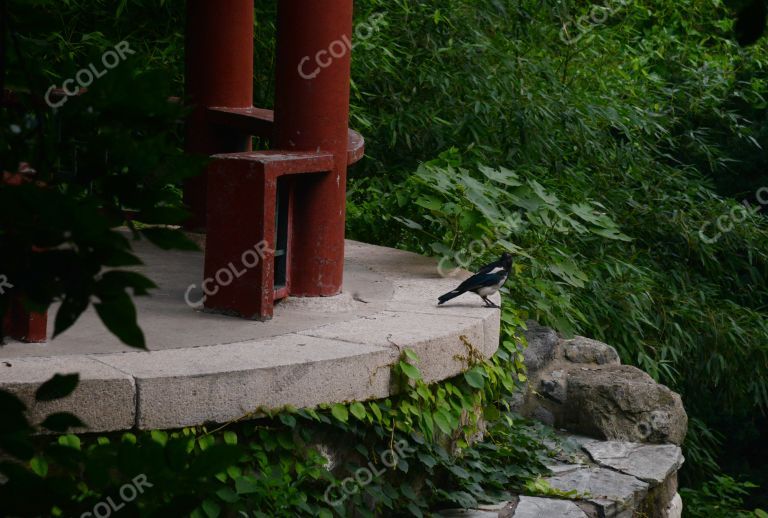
299 310 486 384
0 356 135 432
0 240 501 430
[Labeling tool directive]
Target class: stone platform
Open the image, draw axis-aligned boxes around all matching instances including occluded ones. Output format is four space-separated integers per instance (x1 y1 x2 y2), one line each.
0 240 500 431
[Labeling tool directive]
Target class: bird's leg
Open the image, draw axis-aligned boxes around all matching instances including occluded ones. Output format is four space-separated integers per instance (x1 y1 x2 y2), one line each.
482 296 500 309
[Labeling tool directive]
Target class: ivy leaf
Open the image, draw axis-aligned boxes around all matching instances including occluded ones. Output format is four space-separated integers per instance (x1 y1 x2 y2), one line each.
399 361 422 380
447 465 471 479
463 367 485 389
35 373 79 401
330 404 349 423
235 475 260 494
58 434 81 450
368 402 383 421
403 348 420 363
216 487 239 503
29 456 48 477
349 402 367 421
406 503 424 517
151 430 169 446
202 499 221 518
417 452 437 469
433 410 452 435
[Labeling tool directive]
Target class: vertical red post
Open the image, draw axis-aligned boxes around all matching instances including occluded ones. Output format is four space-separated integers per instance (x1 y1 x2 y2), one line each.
273 0 353 297
204 158 276 320
3 297 47 343
184 0 254 230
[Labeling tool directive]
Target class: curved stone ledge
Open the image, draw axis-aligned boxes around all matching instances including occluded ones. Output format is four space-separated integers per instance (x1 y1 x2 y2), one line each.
0 240 500 431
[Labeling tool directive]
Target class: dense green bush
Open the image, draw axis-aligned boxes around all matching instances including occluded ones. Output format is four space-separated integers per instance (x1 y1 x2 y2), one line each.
342 0 768 510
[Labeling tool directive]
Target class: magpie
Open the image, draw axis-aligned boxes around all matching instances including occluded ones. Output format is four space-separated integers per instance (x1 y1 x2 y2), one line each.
437 252 512 308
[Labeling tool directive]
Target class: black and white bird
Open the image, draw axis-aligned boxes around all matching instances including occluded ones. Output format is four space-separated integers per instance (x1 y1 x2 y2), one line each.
437 252 512 308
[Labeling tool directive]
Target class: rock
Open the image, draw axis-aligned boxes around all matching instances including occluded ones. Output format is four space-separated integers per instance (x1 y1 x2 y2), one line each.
521 322 559 373
531 406 556 426
545 462 586 475
435 510 499 517
512 496 588 518
582 441 684 486
565 365 688 445
664 493 683 518
477 501 513 511
546 466 649 518
562 337 620 365
539 369 567 403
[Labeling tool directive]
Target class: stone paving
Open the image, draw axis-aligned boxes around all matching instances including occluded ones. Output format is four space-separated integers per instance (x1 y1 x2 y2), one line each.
438 433 684 518
0 240 500 431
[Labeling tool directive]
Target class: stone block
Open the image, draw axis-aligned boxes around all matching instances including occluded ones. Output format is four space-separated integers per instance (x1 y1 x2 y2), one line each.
0 356 135 432
562 337 620 365
512 496 588 518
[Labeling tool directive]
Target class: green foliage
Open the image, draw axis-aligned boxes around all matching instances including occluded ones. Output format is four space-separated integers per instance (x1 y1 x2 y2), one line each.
0 0 200 347
681 475 766 517
4 0 768 512
342 0 768 506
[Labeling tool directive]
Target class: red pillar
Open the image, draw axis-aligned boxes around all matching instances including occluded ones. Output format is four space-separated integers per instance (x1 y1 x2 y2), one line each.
3 298 47 343
184 0 254 230
273 0 353 297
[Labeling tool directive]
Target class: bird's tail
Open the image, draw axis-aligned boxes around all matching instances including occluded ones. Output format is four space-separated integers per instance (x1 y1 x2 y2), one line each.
438 289 464 305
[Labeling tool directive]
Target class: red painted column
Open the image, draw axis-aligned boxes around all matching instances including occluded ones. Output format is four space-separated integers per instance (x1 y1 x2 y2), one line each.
184 0 254 230
273 0 353 297
3 298 47 343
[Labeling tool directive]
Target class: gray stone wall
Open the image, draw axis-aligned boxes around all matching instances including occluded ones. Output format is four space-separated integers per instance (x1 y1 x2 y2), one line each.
439 323 688 518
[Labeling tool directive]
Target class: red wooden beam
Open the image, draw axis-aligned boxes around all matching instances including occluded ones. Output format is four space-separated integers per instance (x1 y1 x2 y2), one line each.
207 106 275 140
207 106 365 165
